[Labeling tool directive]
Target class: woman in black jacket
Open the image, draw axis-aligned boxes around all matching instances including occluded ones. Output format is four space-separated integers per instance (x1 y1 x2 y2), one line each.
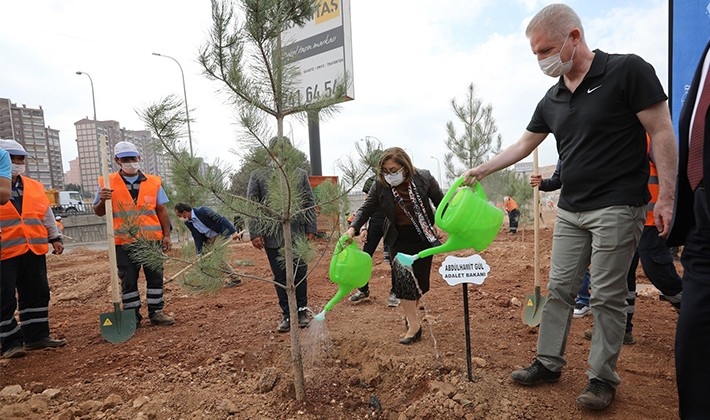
346 147 444 344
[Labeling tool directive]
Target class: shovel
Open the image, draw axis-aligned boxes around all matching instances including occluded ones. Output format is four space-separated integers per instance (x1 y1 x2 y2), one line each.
98 135 136 342
522 149 548 327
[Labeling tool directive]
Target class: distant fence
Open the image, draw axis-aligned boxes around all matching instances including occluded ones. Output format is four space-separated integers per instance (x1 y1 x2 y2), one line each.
58 191 370 243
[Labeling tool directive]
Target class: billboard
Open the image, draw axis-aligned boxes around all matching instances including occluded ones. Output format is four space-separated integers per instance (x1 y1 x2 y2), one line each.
669 0 710 137
282 0 354 108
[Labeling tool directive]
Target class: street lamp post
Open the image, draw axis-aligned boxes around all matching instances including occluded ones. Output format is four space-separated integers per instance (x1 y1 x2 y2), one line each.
152 52 193 157
430 156 442 186
75 70 101 188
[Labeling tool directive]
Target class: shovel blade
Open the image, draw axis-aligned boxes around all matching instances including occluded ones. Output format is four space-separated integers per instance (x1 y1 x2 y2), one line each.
522 289 548 327
100 305 137 343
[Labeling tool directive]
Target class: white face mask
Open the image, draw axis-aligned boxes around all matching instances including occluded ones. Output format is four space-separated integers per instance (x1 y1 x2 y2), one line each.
178 216 189 222
11 163 25 176
538 35 576 77
121 162 140 175
384 168 405 187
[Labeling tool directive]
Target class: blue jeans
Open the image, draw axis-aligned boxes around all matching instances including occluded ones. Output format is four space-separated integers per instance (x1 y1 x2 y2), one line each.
575 270 591 307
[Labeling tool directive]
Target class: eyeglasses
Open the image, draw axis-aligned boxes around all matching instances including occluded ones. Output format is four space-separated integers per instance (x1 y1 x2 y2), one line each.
381 166 404 175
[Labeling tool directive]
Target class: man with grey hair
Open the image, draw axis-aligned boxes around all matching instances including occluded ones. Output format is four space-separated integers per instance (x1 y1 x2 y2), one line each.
463 3 677 410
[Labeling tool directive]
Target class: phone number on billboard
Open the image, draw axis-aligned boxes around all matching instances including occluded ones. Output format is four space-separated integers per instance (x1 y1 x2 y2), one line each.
288 80 340 107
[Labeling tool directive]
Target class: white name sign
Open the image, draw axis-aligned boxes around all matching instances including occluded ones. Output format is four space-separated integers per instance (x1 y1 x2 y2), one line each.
439 255 490 286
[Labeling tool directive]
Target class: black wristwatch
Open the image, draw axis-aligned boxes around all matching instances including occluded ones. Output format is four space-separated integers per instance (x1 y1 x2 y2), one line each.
49 237 63 244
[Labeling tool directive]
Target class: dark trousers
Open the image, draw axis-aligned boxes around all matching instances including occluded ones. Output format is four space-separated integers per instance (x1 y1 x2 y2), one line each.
625 252 639 333
116 244 165 321
0 252 51 351
508 209 520 232
358 215 394 294
637 225 683 296
264 247 308 317
676 187 710 419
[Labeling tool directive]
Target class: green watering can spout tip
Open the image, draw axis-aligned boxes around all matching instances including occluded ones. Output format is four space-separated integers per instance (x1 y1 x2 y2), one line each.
313 310 326 321
395 252 418 267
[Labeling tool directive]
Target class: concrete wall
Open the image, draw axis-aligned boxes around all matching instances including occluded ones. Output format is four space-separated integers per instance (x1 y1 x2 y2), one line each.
61 214 107 243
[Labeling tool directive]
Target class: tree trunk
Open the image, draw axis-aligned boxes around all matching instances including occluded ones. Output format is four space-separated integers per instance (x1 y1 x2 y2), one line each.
283 220 306 401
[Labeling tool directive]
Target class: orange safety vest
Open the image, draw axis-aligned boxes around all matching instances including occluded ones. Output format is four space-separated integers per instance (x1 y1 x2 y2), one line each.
646 135 658 227
0 176 50 260
99 172 164 245
504 197 518 213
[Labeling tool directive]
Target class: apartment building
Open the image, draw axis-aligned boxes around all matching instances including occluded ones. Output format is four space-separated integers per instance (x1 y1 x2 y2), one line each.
0 97 65 189
75 119 171 193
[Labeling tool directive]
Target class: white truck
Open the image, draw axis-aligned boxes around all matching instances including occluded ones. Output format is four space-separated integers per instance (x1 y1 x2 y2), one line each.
46 190 87 214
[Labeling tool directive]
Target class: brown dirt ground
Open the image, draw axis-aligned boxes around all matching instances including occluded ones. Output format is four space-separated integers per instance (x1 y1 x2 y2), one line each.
0 208 681 419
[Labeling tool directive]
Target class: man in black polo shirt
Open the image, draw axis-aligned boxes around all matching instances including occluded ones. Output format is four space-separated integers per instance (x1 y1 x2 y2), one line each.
463 3 677 411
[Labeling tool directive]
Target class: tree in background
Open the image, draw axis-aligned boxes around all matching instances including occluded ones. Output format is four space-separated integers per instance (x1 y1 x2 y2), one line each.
442 83 534 216
443 83 502 184
138 0 356 401
336 136 383 189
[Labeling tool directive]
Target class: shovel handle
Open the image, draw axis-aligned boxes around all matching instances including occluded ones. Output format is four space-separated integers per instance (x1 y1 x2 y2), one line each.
99 136 122 305
533 149 540 288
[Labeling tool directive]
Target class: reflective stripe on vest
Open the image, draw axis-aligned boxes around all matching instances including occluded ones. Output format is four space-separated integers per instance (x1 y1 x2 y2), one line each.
0 176 50 260
98 172 164 245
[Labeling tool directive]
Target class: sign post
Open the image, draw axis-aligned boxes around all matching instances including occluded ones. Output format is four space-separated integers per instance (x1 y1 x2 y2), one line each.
439 254 491 381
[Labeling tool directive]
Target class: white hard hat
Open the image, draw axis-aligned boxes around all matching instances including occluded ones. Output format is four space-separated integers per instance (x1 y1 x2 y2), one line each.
114 141 140 158
55 216 62 221
0 139 30 156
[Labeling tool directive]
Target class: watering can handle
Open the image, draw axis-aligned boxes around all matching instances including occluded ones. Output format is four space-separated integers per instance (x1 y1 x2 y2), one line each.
435 177 487 222
334 234 351 254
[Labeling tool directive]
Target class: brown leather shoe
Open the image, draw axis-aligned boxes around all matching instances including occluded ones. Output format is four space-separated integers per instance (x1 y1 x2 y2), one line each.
149 310 175 326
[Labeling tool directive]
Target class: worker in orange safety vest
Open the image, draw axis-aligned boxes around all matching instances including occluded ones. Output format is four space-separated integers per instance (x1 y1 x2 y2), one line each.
93 141 175 327
0 139 66 359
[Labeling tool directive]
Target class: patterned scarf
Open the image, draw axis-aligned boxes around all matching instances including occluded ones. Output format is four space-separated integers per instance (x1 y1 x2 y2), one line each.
391 181 440 246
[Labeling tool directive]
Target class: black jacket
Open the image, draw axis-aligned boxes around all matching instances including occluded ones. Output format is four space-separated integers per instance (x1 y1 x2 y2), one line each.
185 206 237 254
350 169 443 247
540 160 562 192
668 40 710 246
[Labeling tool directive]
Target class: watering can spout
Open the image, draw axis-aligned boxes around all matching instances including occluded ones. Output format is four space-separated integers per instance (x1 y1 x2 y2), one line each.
323 286 354 312
416 235 472 260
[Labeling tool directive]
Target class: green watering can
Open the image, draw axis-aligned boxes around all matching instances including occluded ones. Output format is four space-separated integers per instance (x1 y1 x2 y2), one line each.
314 235 373 321
395 177 504 267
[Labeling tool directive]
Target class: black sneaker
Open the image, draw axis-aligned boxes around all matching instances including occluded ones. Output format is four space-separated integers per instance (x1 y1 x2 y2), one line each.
298 311 310 328
511 359 561 385
349 290 370 303
24 337 67 350
576 378 616 410
277 316 290 333
2 345 27 359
